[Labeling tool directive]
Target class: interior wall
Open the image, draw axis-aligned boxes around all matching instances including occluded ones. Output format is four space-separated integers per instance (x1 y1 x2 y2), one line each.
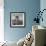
40 0 46 27
4 0 40 42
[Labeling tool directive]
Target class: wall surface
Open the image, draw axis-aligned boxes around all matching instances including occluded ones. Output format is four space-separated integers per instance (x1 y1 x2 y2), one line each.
40 0 46 27
4 0 40 42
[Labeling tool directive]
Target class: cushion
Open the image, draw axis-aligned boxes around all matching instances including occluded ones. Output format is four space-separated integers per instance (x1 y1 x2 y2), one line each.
17 37 25 46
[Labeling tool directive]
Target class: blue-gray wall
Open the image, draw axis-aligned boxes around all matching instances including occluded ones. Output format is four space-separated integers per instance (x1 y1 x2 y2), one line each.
40 0 46 27
4 0 40 42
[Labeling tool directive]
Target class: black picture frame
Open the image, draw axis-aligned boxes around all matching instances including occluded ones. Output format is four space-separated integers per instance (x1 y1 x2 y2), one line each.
10 12 26 28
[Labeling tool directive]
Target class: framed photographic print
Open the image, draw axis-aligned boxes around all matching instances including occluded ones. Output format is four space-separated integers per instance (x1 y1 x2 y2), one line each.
10 12 25 28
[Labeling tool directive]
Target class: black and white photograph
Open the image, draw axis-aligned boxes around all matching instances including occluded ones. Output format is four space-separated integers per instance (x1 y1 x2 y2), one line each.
10 12 25 27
